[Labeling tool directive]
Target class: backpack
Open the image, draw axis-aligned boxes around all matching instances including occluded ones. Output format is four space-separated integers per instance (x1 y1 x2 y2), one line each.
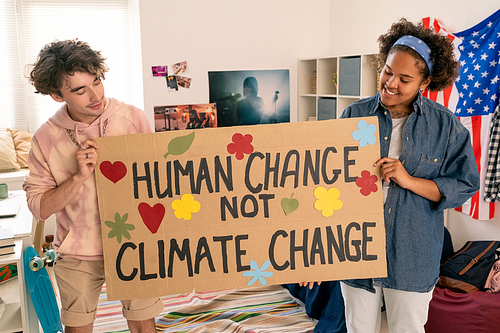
437 241 500 293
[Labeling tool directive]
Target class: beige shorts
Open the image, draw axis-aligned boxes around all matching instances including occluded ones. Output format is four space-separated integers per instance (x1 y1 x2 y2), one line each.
53 256 164 327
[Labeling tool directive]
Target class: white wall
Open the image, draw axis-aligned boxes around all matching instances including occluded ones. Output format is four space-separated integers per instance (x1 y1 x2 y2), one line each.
329 0 500 56
137 0 331 126
135 0 500 250
329 0 500 250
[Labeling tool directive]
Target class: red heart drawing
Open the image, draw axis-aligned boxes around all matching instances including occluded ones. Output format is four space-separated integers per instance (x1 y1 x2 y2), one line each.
138 203 165 234
100 161 127 183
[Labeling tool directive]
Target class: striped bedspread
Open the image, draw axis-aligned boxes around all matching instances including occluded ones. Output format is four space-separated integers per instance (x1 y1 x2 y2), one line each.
93 285 315 333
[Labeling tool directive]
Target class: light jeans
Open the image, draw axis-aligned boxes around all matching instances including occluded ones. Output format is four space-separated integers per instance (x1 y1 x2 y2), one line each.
340 282 433 333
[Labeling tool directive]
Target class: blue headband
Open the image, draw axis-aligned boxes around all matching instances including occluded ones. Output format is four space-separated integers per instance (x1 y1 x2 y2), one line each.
393 35 434 74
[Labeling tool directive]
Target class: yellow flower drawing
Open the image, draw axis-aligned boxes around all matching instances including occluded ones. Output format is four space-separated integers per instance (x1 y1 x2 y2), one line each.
314 186 343 217
172 194 201 220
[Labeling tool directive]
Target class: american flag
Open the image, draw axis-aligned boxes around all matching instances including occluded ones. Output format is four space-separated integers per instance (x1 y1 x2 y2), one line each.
422 10 500 220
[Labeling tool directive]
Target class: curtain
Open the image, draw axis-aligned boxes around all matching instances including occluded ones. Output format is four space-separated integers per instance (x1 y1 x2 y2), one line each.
0 0 134 133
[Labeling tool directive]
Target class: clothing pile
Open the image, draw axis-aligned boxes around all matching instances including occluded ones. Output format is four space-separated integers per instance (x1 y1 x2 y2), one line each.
437 240 500 293
425 235 500 333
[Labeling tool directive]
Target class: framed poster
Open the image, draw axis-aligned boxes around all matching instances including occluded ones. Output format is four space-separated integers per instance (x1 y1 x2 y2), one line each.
209 70 290 127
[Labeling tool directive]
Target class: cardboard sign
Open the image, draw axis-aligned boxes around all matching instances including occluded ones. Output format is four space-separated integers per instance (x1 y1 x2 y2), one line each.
95 117 386 300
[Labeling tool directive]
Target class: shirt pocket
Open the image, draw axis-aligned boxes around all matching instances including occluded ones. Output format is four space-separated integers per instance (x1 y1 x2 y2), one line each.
412 154 443 179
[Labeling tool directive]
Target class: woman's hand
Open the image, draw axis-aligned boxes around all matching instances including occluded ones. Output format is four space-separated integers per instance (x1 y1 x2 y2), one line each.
299 281 322 289
374 157 413 189
374 157 442 202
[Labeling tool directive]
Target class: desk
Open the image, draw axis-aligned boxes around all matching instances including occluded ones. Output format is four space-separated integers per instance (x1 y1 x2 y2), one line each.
0 191 33 242
0 190 39 333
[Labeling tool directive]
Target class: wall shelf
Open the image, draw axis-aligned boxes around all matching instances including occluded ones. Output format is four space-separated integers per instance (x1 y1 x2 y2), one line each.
298 53 379 121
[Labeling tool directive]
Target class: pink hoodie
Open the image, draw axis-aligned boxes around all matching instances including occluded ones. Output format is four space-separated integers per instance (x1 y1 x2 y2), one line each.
23 98 152 260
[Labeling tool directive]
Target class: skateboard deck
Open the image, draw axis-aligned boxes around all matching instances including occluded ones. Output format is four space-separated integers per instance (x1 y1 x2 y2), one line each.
24 246 62 333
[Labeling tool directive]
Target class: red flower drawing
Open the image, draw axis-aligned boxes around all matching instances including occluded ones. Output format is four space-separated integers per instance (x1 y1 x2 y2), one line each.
227 133 254 160
355 170 378 196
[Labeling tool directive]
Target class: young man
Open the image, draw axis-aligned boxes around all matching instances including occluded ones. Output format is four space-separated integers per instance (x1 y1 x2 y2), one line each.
23 40 163 333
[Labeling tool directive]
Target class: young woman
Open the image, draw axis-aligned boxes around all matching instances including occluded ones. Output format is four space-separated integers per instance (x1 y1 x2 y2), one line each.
338 18 480 332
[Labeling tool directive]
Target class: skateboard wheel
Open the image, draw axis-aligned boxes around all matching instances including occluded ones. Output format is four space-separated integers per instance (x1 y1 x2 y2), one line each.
29 257 44 271
44 249 56 263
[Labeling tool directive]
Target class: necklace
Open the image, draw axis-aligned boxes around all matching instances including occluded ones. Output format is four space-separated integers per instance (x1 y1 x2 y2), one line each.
67 118 108 149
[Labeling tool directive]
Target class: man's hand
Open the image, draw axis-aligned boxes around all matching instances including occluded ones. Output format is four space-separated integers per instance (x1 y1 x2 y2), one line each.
39 139 100 220
75 140 100 182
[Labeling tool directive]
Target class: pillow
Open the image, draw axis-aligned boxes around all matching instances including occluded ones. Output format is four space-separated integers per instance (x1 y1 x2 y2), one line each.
0 131 21 171
7 129 32 168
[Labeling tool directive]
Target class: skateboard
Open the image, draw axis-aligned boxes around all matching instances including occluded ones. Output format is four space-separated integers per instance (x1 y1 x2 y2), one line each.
24 247 63 333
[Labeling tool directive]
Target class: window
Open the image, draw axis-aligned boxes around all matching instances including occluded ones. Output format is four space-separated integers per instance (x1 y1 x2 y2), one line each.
0 0 135 133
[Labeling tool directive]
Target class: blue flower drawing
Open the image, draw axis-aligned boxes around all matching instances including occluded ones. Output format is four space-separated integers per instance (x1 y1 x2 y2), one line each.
352 119 377 147
242 260 274 286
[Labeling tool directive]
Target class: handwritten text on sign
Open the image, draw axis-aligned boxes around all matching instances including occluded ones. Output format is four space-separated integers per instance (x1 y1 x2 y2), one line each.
95 117 386 300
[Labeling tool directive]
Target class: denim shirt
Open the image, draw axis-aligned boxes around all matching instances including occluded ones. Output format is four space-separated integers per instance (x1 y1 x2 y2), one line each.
341 92 480 293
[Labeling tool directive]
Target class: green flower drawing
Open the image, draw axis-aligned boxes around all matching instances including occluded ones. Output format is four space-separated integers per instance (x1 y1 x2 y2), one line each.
105 212 135 243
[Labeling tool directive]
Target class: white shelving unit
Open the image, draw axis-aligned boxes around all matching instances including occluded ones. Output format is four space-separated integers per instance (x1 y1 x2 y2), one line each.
298 53 379 122
0 240 26 333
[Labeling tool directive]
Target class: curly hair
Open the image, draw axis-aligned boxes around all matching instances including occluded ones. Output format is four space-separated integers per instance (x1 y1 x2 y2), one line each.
377 18 459 92
27 39 108 96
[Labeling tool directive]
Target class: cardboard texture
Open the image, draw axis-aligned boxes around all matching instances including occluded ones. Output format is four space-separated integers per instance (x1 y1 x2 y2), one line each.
95 117 386 300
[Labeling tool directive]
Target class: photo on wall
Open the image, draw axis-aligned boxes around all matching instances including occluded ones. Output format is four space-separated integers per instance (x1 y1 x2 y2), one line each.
166 75 178 92
177 76 192 89
173 61 189 75
153 103 217 132
151 65 168 77
208 69 290 127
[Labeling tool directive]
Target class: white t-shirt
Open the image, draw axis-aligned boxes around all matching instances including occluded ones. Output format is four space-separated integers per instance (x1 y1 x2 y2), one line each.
383 116 409 204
